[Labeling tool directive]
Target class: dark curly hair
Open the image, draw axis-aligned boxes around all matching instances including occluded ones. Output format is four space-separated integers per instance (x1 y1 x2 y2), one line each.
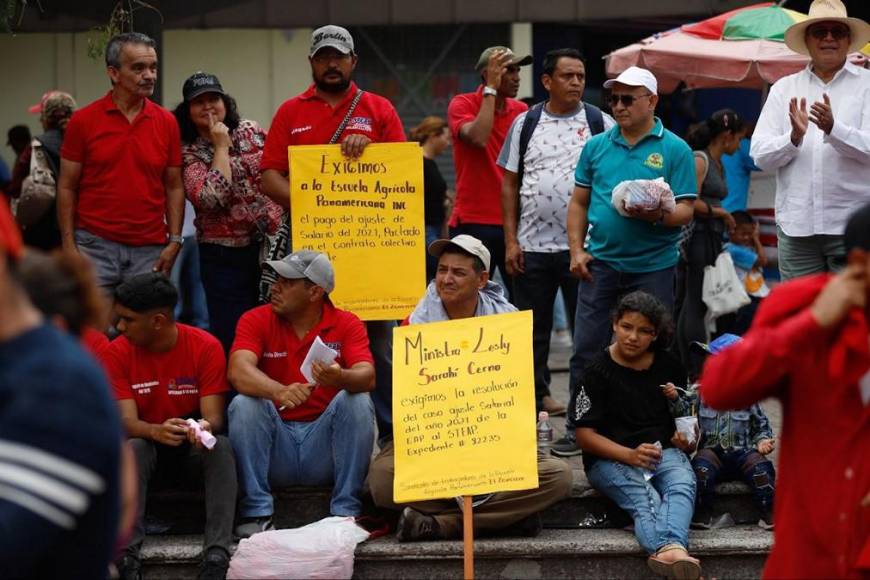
115 273 178 314
173 93 242 145
612 290 674 350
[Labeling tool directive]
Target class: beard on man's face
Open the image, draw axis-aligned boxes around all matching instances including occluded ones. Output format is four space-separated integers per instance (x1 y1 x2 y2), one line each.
314 70 351 94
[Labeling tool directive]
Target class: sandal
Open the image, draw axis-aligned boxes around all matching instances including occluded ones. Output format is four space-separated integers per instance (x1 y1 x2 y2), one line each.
647 544 702 580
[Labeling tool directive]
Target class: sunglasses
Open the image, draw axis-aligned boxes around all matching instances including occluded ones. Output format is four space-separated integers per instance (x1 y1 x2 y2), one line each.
608 93 652 107
808 25 850 40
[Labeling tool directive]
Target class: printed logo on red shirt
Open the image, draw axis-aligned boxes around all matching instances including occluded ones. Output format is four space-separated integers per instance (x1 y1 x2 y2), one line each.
263 351 288 358
168 377 199 397
291 125 312 135
132 380 158 395
345 117 373 132
323 341 342 356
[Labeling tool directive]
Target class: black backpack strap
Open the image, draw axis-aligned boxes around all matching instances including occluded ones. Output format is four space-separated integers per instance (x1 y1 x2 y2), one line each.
516 102 545 189
585 102 605 136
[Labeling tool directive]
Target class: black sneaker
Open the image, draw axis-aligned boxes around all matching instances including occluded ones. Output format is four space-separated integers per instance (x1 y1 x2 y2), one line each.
396 507 441 542
690 506 713 530
550 434 582 457
234 516 274 539
198 547 230 580
116 554 142 580
758 509 774 531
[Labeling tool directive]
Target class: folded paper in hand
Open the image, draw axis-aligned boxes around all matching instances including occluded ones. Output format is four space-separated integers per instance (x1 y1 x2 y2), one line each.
301 336 339 384
611 177 676 216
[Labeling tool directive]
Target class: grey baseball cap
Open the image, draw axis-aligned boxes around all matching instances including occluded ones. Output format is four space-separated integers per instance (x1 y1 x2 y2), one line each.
310 25 354 56
266 250 335 293
428 235 491 272
475 46 533 71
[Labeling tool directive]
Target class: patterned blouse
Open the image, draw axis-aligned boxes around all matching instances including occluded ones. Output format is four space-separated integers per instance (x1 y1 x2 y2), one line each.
181 119 283 247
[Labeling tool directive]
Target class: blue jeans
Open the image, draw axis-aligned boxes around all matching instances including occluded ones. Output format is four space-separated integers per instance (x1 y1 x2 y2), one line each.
692 447 775 514
198 242 261 353
228 391 375 518
170 236 209 329
587 448 696 554
566 260 676 431
512 251 578 408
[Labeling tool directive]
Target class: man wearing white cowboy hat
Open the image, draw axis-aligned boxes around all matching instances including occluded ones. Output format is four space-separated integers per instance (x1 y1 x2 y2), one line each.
751 0 870 282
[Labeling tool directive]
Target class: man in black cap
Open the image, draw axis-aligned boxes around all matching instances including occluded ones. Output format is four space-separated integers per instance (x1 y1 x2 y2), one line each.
447 46 533 298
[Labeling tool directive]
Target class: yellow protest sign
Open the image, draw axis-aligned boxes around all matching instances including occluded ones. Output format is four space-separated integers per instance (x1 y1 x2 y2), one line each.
289 143 425 320
392 310 538 503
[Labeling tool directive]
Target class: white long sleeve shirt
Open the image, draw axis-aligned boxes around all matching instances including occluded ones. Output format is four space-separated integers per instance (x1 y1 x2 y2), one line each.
750 62 870 237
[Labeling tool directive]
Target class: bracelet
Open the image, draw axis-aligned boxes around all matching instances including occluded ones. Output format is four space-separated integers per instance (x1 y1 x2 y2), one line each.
168 234 184 245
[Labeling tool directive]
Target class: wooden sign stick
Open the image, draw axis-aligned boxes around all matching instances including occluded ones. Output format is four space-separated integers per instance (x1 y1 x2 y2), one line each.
463 495 474 579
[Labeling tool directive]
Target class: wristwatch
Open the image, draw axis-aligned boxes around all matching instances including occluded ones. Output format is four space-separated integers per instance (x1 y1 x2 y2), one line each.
168 234 184 245
482 86 498 97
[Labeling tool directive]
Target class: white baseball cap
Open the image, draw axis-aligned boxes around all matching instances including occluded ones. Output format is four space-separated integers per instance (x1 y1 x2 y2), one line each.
604 66 658 96
428 235 491 272
265 250 335 293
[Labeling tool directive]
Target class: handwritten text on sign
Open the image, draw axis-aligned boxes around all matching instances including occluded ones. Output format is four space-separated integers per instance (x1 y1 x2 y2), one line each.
289 143 425 320
392 311 538 503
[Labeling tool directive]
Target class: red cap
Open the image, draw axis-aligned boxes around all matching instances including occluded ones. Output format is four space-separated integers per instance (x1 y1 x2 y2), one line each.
28 91 54 114
0 201 23 261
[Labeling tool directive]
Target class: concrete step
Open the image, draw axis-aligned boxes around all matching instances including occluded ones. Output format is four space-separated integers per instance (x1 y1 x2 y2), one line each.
141 526 771 579
145 470 764 535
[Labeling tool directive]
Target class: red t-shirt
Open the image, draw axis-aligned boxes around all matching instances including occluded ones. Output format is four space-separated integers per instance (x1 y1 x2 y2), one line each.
260 82 406 174
447 87 527 226
61 92 182 246
103 324 229 425
230 302 373 422
81 327 110 359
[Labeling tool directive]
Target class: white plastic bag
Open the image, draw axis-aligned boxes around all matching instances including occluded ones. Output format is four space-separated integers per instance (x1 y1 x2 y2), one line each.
611 177 676 216
227 516 370 580
702 252 751 338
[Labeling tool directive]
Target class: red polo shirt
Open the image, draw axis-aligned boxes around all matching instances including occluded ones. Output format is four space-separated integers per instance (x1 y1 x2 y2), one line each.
260 82 406 174
447 87 526 227
61 92 182 246
103 324 229 425
700 275 870 579
230 302 373 422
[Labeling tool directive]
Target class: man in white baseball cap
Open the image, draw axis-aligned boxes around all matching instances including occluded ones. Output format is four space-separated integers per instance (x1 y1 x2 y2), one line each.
752 0 870 281
555 65 697 458
366 234 572 542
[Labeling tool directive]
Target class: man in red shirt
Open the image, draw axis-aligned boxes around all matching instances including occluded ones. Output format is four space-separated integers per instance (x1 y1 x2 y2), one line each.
447 46 532 295
259 24 405 453
103 273 235 580
228 250 375 538
58 32 184 294
700 202 870 579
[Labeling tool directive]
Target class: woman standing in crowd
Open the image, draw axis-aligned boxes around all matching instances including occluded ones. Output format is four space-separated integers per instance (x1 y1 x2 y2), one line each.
174 72 282 353
677 109 743 377
409 116 452 281
572 291 700 579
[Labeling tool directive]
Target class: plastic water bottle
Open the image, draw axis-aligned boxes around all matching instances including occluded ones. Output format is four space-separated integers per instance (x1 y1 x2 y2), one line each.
536 411 554 452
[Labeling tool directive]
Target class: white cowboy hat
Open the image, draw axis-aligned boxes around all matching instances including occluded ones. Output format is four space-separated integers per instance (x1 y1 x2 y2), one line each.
784 0 870 56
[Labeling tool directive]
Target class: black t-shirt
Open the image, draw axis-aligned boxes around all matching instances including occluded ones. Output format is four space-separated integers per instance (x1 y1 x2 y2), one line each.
423 157 447 227
0 325 121 578
570 347 687 471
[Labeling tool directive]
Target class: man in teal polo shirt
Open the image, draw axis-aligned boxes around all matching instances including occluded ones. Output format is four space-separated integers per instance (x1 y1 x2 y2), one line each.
551 66 697 457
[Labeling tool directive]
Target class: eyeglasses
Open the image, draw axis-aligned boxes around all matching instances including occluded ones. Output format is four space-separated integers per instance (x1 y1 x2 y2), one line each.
808 25 850 40
608 93 652 107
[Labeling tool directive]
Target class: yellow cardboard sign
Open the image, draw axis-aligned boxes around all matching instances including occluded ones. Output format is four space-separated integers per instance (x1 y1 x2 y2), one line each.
392 310 538 503
289 143 425 320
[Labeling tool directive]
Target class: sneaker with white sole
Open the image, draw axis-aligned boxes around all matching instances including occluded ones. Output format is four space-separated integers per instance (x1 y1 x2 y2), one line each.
550 434 582 457
234 516 274 539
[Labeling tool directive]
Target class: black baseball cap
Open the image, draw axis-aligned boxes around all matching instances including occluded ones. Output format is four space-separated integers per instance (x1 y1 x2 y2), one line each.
182 72 225 102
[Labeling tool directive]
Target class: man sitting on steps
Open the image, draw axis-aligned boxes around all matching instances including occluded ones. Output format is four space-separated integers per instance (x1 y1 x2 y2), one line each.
367 235 573 541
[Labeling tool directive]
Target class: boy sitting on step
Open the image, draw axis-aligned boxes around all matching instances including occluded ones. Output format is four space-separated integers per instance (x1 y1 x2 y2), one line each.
665 334 777 531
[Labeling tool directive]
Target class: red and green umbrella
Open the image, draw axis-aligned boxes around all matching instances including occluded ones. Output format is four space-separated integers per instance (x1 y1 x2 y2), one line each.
682 2 808 42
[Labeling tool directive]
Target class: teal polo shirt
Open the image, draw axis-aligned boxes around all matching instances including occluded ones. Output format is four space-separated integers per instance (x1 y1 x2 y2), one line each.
574 117 696 273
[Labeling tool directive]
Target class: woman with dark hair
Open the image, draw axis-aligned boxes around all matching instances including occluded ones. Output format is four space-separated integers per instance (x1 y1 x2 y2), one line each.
572 291 700 579
678 109 745 377
173 72 282 353
409 116 453 280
